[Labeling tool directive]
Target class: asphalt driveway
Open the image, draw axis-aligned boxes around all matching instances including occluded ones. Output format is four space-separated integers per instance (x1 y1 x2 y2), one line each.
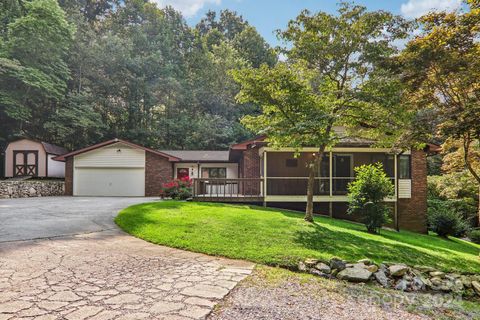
0 197 155 242
0 197 254 319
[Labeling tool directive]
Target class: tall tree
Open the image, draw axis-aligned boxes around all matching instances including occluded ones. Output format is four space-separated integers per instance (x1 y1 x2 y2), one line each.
233 3 411 222
196 9 276 67
399 0 480 223
0 0 73 143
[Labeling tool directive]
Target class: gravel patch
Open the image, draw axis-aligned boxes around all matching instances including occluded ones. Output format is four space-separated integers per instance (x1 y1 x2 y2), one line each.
209 267 451 320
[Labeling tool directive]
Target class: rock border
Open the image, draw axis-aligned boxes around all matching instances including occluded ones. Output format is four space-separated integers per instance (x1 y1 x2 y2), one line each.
298 258 480 298
0 180 65 198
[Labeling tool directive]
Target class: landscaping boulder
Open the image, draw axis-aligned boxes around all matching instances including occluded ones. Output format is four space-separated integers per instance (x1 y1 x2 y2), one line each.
330 258 346 271
429 271 445 278
298 261 307 272
394 279 408 291
337 267 372 282
357 259 372 265
411 276 426 291
304 258 319 268
472 281 480 296
374 270 389 287
389 264 409 277
452 279 464 294
309 269 330 278
460 276 472 288
365 264 378 273
314 262 331 274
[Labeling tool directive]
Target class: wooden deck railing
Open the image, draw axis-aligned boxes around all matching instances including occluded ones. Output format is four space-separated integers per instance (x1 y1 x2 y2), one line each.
192 178 264 199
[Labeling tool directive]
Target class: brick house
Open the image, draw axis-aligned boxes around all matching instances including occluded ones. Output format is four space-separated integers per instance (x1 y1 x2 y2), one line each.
54 134 438 233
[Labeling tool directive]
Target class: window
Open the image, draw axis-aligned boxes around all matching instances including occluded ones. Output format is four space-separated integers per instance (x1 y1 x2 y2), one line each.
201 167 227 178
398 155 411 179
371 154 394 178
285 158 298 167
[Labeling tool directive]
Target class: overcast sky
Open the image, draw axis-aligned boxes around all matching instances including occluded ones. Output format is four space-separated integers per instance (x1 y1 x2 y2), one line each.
153 0 462 46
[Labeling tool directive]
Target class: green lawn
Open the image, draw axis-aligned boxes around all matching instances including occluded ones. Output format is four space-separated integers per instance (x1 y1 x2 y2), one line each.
115 201 480 273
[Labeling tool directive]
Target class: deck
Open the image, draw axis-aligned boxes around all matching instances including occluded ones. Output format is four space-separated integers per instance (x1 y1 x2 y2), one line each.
192 178 264 202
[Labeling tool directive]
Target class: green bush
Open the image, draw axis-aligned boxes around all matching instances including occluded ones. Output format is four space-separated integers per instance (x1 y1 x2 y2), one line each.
468 229 480 244
347 163 395 234
428 173 478 228
427 199 469 237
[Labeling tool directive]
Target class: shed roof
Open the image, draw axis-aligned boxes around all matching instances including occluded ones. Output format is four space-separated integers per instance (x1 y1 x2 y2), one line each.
41 142 68 155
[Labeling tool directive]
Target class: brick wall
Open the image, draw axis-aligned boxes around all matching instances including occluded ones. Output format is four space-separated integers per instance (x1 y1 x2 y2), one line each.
145 152 173 197
242 146 261 178
64 157 73 196
397 150 428 233
240 146 261 195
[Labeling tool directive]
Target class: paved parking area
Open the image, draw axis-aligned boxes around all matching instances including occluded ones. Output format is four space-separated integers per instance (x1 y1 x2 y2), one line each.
0 197 254 319
0 197 154 242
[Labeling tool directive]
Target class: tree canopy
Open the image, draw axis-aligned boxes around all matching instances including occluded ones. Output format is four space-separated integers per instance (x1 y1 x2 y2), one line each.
399 0 480 221
0 1 276 150
234 3 412 221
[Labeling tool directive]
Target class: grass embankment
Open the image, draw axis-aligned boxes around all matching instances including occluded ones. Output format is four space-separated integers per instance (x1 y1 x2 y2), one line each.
115 201 480 273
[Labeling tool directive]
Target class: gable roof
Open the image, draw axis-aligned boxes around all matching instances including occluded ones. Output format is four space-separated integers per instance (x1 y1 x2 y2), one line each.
160 150 230 162
230 136 267 150
53 139 180 162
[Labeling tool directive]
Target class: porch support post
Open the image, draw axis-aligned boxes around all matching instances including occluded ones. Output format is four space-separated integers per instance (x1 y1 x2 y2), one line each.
263 151 267 206
329 151 333 197
394 153 399 231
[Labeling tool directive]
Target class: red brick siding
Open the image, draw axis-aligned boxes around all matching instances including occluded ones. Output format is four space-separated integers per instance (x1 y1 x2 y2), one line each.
239 146 261 195
145 152 173 196
64 157 73 196
397 150 428 233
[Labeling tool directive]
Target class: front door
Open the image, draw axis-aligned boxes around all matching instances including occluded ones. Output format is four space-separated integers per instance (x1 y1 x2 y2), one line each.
13 151 38 177
176 168 189 180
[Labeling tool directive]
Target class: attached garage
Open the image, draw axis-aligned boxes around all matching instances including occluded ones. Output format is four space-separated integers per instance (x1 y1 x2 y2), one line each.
55 139 179 197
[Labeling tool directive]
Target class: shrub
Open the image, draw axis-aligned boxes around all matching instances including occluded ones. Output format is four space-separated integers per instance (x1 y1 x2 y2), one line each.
427 199 469 237
468 229 480 244
160 177 192 200
347 163 395 234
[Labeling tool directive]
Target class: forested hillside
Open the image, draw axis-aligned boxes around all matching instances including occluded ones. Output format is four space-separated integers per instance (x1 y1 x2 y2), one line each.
0 0 276 150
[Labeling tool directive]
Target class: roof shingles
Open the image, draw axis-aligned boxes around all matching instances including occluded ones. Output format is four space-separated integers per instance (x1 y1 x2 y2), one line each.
159 150 230 162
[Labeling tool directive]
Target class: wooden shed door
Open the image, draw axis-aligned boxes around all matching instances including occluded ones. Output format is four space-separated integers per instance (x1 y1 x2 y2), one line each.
13 151 38 177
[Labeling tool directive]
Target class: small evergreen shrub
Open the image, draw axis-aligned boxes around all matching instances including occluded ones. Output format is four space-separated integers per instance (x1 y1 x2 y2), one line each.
160 177 192 200
468 229 480 244
347 163 395 234
427 199 469 237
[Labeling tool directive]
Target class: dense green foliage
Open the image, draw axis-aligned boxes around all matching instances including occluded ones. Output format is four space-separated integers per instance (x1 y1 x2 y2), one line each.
428 173 478 227
399 1 480 220
0 0 74 142
427 199 469 237
468 229 480 244
115 201 480 273
1 1 276 150
347 164 395 233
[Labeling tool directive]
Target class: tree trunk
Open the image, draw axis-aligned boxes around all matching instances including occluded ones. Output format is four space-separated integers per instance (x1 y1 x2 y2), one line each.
462 135 480 226
305 145 326 222
478 185 480 227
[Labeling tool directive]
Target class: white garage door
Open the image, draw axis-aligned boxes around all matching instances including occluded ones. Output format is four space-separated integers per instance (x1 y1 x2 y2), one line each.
74 168 145 197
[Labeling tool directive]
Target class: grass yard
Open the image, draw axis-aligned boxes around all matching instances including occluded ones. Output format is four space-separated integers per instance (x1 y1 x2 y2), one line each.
115 201 480 273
